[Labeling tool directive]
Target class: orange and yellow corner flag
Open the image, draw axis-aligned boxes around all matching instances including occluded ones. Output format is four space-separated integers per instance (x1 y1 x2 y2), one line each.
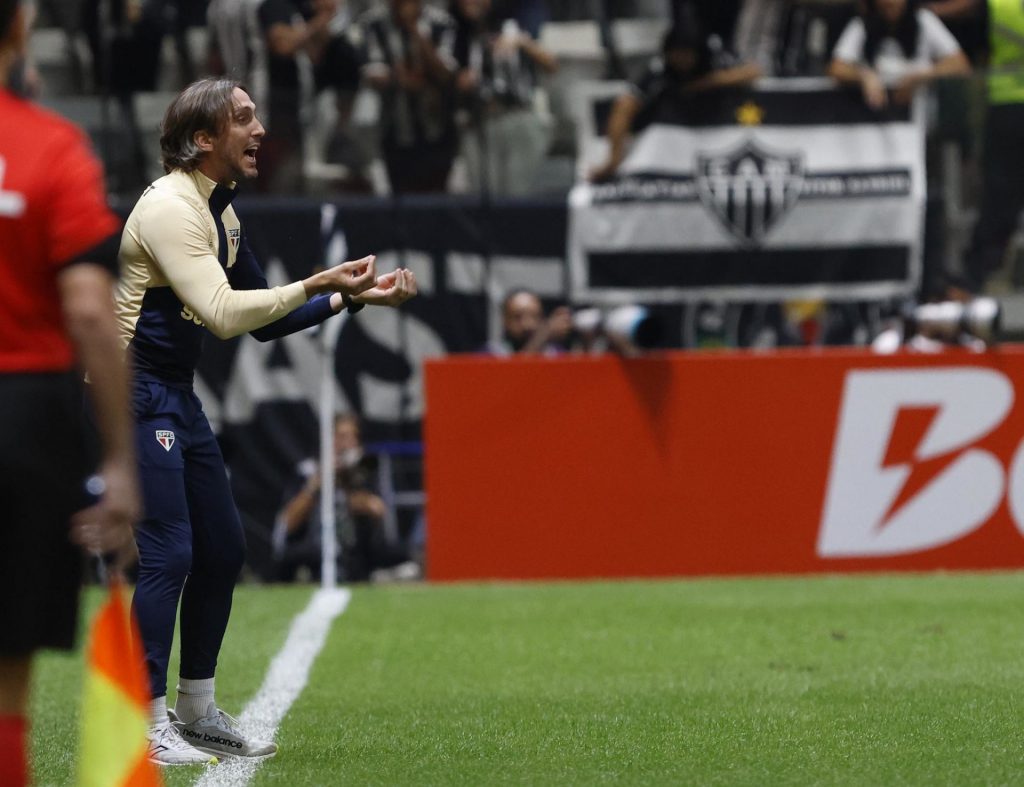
77 581 162 787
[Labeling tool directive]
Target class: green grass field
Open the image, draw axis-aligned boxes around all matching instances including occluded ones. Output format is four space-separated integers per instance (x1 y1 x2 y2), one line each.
29 573 1024 786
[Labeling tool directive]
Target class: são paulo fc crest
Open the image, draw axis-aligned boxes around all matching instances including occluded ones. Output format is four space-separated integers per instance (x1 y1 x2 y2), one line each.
227 227 240 250
696 141 804 248
155 430 175 452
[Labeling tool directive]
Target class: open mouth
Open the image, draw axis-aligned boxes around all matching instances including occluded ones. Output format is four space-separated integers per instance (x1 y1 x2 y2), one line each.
244 145 259 164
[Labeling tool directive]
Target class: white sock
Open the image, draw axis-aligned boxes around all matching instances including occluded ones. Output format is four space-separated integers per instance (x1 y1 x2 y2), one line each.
174 677 215 724
150 695 168 728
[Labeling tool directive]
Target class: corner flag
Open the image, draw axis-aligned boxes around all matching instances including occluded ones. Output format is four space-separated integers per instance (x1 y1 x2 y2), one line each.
77 580 161 787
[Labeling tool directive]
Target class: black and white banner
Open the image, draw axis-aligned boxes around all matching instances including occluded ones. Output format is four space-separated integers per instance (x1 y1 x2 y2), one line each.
569 78 926 303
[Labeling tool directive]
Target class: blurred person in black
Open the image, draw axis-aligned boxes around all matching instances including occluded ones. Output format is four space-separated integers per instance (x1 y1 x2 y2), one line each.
355 0 458 193
81 0 163 94
923 0 988 64
0 0 140 781
961 0 1024 290
492 0 545 38
588 23 761 182
451 0 557 195
273 413 417 582
257 0 339 190
828 0 970 110
675 0 742 45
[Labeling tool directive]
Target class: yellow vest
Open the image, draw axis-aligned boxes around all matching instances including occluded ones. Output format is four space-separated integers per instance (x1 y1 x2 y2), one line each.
989 0 1024 103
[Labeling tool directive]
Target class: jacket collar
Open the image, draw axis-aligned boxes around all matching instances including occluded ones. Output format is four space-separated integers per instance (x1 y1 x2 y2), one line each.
184 169 237 215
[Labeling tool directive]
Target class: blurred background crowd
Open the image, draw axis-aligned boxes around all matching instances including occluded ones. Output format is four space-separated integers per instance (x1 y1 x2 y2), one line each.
20 0 1024 303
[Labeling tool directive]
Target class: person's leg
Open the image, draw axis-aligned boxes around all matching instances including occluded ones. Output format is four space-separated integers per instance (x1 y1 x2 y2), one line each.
461 124 484 194
133 390 216 768
502 110 550 196
130 383 194 714
175 406 245 722
0 373 91 786
0 659 30 716
170 407 276 759
0 658 30 787
966 103 1024 288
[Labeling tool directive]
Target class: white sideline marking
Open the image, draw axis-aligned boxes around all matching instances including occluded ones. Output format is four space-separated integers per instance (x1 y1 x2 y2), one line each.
194 587 352 787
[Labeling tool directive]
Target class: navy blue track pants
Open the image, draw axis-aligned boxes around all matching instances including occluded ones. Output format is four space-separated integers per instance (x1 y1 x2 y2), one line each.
131 378 245 700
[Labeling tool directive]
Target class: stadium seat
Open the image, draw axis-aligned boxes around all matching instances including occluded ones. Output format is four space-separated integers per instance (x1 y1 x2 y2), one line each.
31 26 89 95
131 91 181 183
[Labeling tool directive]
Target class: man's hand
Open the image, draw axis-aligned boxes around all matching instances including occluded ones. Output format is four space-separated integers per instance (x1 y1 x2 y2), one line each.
455 68 480 93
394 63 426 91
860 69 888 110
546 306 573 343
352 268 418 307
306 255 377 298
892 70 927 105
588 158 621 183
348 490 387 518
70 460 141 574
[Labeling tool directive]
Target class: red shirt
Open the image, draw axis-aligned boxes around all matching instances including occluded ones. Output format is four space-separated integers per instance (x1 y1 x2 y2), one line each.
0 89 120 373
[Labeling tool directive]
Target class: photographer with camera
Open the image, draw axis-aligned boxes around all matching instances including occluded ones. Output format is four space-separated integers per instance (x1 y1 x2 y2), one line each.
872 276 999 353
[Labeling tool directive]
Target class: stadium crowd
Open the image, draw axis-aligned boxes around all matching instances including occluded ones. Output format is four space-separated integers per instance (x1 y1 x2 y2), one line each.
19 0 1022 300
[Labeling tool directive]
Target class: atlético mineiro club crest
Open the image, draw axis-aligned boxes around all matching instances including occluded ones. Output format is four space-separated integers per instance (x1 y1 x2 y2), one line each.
696 140 804 248
227 227 240 251
156 430 175 452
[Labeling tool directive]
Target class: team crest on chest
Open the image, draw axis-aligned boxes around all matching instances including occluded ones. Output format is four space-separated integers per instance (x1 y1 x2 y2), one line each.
227 227 240 250
156 430 175 452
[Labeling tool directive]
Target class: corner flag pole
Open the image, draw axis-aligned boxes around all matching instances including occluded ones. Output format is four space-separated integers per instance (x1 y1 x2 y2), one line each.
318 327 337 589
318 203 349 590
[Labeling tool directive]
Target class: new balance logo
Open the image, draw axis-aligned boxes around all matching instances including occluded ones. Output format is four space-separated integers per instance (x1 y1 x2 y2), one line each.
818 368 1015 557
156 430 175 452
181 729 243 749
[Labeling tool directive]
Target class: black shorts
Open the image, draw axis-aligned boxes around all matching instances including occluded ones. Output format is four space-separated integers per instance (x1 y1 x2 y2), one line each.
0 372 90 655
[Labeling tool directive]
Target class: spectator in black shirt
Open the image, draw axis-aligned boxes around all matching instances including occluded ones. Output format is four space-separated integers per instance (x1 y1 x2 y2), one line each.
452 0 557 195
589 24 761 183
355 0 458 193
257 0 338 191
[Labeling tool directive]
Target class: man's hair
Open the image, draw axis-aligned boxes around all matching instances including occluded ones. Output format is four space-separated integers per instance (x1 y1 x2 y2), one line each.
334 412 362 433
863 0 921 65
0 0 20 42
159 77 241 173
502 288 540 314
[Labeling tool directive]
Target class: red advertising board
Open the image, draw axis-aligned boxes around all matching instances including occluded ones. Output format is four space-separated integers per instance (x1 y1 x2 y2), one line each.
424 348 1024 580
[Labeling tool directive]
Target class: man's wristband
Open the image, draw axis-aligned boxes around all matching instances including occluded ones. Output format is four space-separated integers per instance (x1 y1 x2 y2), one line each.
343 294 365 314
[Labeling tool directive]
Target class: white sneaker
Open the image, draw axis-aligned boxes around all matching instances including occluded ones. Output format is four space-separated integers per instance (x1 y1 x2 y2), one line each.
370 560 422 583
147 722 219 766
171 703 277 759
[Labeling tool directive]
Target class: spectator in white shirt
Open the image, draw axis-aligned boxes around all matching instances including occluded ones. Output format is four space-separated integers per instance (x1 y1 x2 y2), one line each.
829 0 970 110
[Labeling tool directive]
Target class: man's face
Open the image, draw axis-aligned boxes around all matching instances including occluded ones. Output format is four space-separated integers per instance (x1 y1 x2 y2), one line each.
392 0 421 27
456 0 488 22
503 293 542 349
206 87 265 183
666 46 698 76
334 419 361 462
876 0 906 24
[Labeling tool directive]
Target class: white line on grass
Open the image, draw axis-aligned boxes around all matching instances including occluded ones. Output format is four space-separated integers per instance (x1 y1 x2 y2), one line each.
194 587 352 787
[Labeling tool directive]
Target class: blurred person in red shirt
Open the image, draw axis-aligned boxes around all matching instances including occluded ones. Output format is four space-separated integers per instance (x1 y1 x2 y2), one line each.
0 0 141 783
